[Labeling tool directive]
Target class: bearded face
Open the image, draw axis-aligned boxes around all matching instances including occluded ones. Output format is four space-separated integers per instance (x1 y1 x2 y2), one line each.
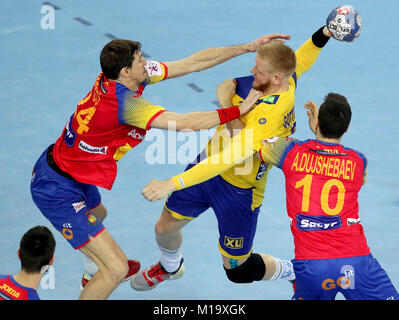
250 55 274 93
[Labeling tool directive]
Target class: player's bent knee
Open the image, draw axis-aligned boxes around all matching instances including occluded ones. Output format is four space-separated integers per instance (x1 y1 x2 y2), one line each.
104 257 129 284
224 253 266 283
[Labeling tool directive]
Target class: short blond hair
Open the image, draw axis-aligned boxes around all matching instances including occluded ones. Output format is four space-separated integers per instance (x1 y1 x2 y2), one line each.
257 41 296 78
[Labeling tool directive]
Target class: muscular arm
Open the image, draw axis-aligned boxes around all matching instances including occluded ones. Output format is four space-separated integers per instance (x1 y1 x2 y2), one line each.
216 79 245 136
164 33 290 79
141 129 256 201
150 88 261 131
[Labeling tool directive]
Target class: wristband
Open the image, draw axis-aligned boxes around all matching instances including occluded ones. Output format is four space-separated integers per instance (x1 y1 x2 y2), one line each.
312 26 330 48
216 106 241 124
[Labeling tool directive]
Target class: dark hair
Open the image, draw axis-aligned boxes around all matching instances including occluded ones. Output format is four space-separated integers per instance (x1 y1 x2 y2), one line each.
100 39 142 80
19 226 56 274
318 93 352 139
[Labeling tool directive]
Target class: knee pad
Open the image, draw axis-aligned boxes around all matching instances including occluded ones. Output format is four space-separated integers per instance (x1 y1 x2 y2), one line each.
224 253 266 283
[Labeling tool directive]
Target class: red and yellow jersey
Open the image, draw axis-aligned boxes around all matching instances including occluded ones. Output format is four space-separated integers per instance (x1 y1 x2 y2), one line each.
259 137 370 260
206 37 324 210
0 275 39 300
53 61 168 190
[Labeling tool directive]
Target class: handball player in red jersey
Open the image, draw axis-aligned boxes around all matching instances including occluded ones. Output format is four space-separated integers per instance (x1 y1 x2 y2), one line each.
0 226 55 300
258 94 399 299
30 33 289 299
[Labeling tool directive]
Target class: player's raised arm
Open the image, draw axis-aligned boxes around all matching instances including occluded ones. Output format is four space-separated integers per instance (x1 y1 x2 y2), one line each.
164 33 291 79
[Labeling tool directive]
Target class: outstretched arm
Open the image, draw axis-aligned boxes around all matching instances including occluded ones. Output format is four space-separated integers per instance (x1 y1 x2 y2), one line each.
142 128 256 201
150 88 261 131
164 33 290 79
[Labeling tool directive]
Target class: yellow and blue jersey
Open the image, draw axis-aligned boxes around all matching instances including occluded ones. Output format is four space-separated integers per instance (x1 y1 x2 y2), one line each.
204 37 324 209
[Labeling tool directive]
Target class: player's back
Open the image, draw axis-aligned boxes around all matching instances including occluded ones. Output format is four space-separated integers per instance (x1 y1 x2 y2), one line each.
0 275 40 300
281 139 371 260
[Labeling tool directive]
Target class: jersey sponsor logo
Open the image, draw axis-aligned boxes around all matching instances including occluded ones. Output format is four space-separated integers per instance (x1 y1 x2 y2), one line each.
296 213 341 231
347 217 361 226
62 227 73 240
78 140 108 155
64 115 77 147
256 162 269 180
224 236 244 249
0 283 21 299
72 201 86 213
127 129 145 140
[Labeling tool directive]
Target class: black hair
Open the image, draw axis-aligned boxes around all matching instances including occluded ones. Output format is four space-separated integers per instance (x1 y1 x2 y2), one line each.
100 39 142 80
19 226 56 274
318 92 352 139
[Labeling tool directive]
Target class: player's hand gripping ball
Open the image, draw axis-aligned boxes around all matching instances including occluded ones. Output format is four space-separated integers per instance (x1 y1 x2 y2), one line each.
326 5 361 42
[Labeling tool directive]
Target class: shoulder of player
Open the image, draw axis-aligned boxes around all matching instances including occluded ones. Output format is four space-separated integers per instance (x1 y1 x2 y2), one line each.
341 145 368 165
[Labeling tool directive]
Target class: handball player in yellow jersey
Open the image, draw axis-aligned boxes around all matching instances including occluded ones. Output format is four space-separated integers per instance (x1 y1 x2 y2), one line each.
131 26 334 291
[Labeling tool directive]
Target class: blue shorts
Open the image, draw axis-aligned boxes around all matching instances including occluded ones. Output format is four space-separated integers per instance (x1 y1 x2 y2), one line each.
165 153 260 259
30 146 105 249
292 254 399 300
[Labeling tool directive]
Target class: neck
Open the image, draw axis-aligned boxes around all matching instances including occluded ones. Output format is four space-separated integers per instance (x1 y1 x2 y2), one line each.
13 270 42 290
114 78 141 91
315 134 342 144
261 81 289 96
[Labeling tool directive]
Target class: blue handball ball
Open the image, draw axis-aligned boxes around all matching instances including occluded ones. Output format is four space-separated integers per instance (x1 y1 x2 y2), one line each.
326 5 362 42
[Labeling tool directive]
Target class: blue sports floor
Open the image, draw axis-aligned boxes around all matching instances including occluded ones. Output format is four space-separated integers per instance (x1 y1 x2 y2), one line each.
1 0 398 300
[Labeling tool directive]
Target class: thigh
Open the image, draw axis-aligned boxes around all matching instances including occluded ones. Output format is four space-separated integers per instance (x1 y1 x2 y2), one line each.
292 259 339 300
79 228 126 271
210 177 260 260
164 181 210 220
31 152 105 249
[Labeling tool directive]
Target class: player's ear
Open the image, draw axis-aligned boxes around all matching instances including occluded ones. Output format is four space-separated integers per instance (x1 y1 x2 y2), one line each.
118 66 129 79
17 249 21 260
272 73 281 86
48 256 55 266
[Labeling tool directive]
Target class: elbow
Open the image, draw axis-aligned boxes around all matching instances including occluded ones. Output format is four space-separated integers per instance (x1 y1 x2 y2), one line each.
175 115 196 131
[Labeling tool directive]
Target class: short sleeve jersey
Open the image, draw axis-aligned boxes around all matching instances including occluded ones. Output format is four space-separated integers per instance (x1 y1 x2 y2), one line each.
52 61 168 190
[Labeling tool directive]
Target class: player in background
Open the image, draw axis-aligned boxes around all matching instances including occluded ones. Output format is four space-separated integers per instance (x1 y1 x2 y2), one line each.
0 226 56 300
30 34 286 300
257 94 399 299
131 25 333 291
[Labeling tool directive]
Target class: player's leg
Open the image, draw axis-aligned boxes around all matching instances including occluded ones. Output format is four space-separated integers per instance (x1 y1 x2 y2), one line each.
78 229 129 300
129 208 191 291
81 202 140 289
209 177 295 284
130 181 210 291
30 147 138 297
81 202 107 284
222 253 295 283
92 202 107 221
